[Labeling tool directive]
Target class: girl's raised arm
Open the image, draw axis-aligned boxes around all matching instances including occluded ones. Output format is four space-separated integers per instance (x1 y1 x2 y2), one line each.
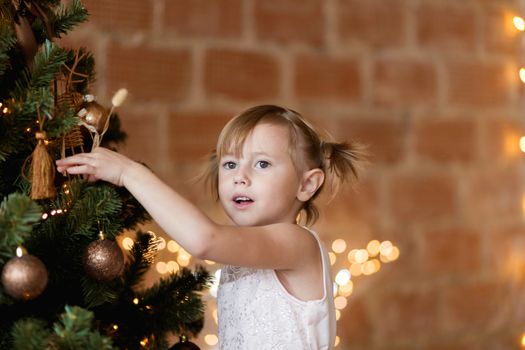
55 148 320 271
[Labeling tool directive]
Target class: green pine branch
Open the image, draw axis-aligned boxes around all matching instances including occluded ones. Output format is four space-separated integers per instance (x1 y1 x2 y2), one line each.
45 98 78 139
51 306 115 350
12 40 68 113
11 306 115 350
141 266 212 337
122 231 158 290
0 193 41 265
81 277 119 309
62 180 123 240
53 0 88 38
11 318 49 350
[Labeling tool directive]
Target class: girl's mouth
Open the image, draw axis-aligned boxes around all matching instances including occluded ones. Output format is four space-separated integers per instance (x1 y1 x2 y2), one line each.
233 196 254 208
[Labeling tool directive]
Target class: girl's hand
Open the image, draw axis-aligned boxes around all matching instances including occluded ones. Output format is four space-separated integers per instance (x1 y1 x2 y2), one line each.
55 147 135 186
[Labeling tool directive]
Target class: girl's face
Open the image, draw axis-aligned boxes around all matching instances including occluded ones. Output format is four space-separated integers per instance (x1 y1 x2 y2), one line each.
218 123 304 227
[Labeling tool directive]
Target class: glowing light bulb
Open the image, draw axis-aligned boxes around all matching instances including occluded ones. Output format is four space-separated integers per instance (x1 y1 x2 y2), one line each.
156 261 167 274
167 240 180 252
122 237 134 250
519 68 525 83
520 136 525 153
335 269 351 286
347 249 358 263
166 260 179 273
177 253 190 267
514 16 525 31
367 239 380 256
362 259 378 275
332 239 347 253
349 263 363 276
204 334 219 345
334 296 348 310
354 249 369 264
338 281 354 297
385 246 400 262
379 241 393 256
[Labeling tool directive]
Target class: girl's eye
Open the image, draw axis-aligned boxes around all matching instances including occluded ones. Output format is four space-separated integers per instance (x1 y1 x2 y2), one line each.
255 161 270 169
223 161 237 170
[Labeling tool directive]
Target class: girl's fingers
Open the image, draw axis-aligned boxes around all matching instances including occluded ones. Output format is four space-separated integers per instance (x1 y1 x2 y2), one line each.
62 165 96 175
56 154 93 166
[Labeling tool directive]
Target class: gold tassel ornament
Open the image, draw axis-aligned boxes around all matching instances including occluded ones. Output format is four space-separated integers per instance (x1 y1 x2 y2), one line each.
29 110 56 200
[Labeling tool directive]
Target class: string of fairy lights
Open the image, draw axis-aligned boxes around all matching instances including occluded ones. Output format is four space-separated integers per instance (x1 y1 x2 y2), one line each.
509 12 525 349
123 232 400 348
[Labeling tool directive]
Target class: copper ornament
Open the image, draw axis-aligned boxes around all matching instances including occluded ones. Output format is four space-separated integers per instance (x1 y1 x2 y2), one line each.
83 239 124 282
78 101 109 133
1 254 48 300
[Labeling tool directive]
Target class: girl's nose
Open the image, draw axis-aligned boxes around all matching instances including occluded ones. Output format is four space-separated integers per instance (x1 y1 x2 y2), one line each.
233 167 249 185
234 177 246 185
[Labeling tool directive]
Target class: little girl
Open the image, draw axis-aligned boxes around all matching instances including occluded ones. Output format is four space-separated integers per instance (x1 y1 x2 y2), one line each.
56 105 364 350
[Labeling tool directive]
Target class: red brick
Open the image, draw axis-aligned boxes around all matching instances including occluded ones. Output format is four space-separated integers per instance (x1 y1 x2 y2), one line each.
164 0 242 38
117 108 162 164
488 224 525 279
484 8 521 54
338 299 372 347
319 177 379 229
335 118 406 163
443 282 506 332
421 228 482 277
481 118 524 162
462 166 522 221
387 173 457 223
337 0 405 48
447 61 509 108
254 0 324 45
415 118 478 163
107 45 192 102
375 289 441 340
205 49 280 101
373 58 437 107
294 54 360 103
167 110 233 161
416 3 477 52
82 0 152 32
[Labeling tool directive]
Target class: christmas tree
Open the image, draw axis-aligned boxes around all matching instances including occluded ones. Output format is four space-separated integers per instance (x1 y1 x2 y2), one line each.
0 1 211 349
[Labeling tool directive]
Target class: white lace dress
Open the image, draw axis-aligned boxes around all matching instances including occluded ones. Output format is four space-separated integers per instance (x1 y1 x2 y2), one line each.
217 228 336 350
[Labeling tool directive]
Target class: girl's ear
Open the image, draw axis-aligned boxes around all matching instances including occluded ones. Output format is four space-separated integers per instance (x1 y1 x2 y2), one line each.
297 168 325 202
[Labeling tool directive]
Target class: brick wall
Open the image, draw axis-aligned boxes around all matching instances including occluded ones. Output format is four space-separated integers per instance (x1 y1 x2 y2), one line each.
65 0 525 348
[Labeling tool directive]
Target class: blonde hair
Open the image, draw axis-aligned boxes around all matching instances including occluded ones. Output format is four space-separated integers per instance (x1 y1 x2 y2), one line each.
204 105 366 225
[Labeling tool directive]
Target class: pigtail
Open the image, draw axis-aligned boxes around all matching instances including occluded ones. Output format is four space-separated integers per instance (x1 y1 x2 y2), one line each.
320 140 368 194
300 140 367 226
